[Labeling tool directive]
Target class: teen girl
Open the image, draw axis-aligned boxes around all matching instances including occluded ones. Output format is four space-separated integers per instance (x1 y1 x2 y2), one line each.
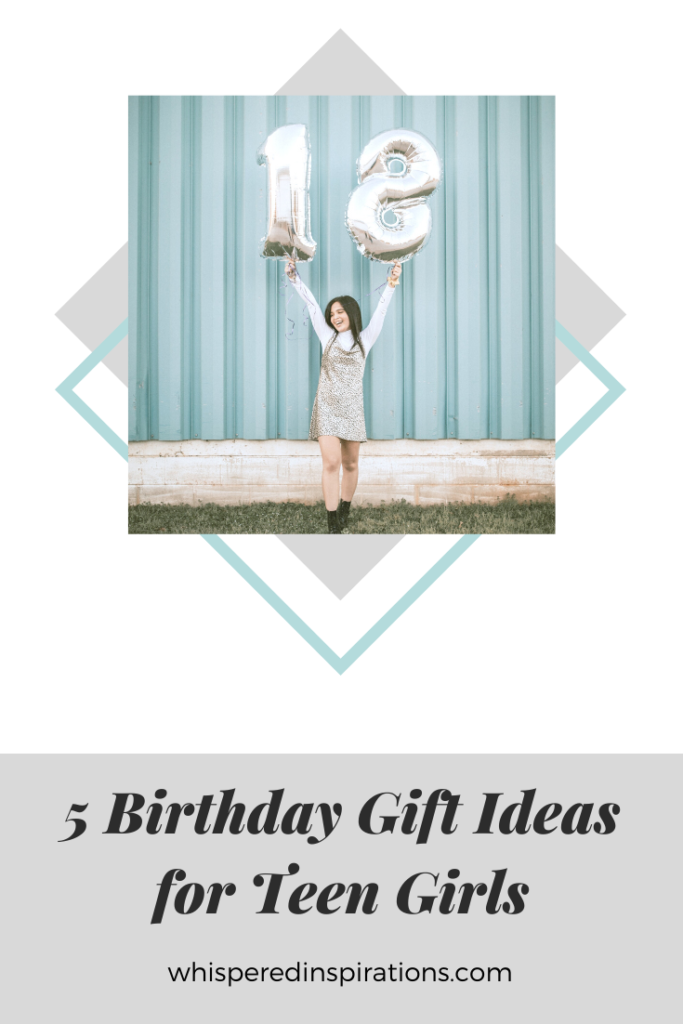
285 259 402 533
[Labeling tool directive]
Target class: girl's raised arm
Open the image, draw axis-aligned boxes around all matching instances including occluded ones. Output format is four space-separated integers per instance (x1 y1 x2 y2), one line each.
285 262 334 348
360 262 401 354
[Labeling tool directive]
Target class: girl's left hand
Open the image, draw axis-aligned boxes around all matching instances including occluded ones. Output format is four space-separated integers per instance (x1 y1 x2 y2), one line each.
388 261 402 286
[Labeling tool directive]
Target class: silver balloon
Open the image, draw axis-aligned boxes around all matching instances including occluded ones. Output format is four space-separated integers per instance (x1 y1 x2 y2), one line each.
346 129 442 263
257 123 317 262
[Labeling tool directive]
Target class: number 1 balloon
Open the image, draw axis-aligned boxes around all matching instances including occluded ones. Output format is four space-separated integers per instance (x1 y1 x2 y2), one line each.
257 123 317 262
346 129 441 263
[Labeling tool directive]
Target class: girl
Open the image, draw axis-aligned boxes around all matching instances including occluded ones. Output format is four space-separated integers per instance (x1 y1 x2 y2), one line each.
285 259 402 533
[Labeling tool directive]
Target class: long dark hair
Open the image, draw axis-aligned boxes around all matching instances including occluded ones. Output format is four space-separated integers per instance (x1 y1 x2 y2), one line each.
324 296 365 357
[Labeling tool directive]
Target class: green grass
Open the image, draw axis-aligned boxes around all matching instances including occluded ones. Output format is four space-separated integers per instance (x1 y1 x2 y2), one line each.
129 497 555 535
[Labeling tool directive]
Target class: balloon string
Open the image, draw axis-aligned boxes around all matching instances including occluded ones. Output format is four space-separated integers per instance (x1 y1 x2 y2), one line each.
281 278 303 340
279 277 312 339
280 279 293 339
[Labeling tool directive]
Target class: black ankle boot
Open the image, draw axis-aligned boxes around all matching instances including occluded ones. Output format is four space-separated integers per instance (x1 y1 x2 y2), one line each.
337 500 351 529
327 509 341 534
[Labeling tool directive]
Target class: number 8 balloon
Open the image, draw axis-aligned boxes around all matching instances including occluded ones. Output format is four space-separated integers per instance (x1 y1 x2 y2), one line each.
346 129 442 263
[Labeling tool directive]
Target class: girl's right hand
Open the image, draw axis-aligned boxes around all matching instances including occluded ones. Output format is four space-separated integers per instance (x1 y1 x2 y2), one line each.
285 261 297 280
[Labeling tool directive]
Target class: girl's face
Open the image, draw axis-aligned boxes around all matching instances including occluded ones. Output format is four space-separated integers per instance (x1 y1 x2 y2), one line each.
330 301 351 333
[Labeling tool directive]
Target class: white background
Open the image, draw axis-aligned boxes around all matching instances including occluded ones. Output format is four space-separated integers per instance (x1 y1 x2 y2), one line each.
2 1 680 753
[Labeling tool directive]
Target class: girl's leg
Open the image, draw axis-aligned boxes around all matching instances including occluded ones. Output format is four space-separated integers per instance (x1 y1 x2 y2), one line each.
340 440 361 501
318 436 342 511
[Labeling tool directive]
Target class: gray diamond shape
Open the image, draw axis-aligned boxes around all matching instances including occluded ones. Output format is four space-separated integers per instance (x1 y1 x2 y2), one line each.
555 246 625 380
276 29 405 96
278 535 403 599
56 244 128 382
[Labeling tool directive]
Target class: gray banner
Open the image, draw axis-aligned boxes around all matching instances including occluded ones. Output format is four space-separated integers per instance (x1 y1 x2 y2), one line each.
2 755 678 1022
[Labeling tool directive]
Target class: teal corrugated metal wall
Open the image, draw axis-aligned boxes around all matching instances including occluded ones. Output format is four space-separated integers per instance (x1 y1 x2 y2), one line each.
129 96 554 441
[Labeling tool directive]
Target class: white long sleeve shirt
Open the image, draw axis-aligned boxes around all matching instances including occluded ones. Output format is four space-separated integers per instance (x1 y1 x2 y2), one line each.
290 272 395 354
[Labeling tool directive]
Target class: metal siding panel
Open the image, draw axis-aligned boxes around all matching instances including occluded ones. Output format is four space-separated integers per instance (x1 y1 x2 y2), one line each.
540 97 555 440
407 96 444 439
156 97 182 440
240 96 270 439
148 99 160 440
486 98 501 439
189 98 202 440
128 97 140 440
224 97 238 439
529 96 542 439
497 96 527 439
453 96 489 439
179 98 195 439
434 98 449 439
476 96 491 440
443 96 458 439
197 97 226 439
520 98 533 439
232 96 245 439
134 97 153 441
129 95 555 443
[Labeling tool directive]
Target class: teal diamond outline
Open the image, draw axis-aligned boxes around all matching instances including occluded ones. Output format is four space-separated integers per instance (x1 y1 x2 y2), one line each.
56 319 129 460
57 319 625 674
